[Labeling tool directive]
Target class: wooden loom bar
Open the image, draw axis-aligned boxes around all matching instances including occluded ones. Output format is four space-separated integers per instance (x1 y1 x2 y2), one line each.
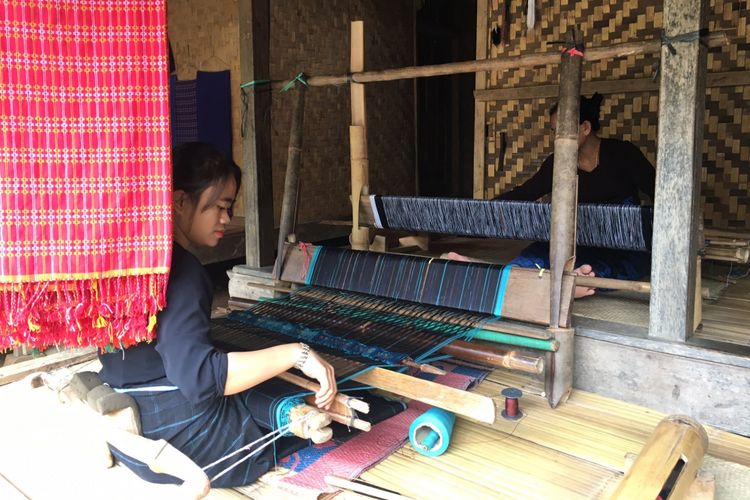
549 29 583 328
278 243 575 328
352 367 496 424
441 340 544 374
271 33 727 89
272 84 306 279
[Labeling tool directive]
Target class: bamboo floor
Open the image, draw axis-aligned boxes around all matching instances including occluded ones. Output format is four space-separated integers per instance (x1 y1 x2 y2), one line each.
1 358 749 499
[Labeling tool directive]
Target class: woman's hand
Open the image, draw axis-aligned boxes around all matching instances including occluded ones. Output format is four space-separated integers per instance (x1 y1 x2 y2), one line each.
299 347 337 410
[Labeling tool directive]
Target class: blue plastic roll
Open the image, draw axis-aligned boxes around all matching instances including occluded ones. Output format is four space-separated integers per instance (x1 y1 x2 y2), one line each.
409 408 456 457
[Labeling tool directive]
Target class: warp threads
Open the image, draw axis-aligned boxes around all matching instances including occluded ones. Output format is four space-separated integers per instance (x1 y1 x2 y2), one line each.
370 196 652 252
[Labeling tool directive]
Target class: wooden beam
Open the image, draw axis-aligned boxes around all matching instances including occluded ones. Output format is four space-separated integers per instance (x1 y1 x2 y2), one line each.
352 367 496 424
549 29 583 328
649 0 708 342
278 243 575 328
473 0 489 199
474 70 750 102
273 85 306 279
0 348 97 386
239 0 274 267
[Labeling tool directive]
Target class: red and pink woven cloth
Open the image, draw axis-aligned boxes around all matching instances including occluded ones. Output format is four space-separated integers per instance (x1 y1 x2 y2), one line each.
0 0 172 350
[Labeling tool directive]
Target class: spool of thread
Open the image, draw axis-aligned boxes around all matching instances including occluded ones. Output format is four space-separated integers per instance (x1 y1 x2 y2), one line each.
501 387 523 420
409 408 456 457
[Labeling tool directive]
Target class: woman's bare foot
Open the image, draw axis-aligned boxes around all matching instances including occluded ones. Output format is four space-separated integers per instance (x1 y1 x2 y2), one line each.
441 251 474 262
574 264 596 298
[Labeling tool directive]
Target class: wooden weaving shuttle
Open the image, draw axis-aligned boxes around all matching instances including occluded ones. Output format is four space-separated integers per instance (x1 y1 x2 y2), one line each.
351 367 496 424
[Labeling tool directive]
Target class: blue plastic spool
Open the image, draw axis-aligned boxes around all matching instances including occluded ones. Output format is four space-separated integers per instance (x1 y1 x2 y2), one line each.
408 407 456 457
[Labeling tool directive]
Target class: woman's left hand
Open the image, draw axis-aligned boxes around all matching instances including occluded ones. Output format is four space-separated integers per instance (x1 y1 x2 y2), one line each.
299 348 337 410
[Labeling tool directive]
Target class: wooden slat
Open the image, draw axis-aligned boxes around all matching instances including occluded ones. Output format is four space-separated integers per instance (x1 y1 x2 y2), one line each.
278 243 575 327
0 348 97 386
352 367 495 424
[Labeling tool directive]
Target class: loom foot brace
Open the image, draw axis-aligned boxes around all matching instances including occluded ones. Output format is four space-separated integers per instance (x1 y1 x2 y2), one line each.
544 328 574 408
29 371 211 499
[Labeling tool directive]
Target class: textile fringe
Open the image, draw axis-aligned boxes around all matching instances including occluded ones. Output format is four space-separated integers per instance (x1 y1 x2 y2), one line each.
0 274 168 351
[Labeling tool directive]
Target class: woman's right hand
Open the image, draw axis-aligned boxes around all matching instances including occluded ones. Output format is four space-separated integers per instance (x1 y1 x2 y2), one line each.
299 347 337 410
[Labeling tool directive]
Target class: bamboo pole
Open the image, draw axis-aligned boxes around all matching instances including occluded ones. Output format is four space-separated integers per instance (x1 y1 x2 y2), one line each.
549 29 583 328
350 21 370 251
611 415 709 500
269 33 726 89
272 84 306 279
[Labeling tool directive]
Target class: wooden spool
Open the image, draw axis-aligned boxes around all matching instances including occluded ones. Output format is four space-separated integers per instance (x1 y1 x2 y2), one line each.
610 414 709 500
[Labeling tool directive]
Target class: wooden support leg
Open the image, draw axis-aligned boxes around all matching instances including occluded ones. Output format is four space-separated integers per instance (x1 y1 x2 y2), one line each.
545 327 574 408
611 415 709 500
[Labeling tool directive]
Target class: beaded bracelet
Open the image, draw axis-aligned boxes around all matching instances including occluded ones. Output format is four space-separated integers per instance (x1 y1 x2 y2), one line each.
294 343 310 370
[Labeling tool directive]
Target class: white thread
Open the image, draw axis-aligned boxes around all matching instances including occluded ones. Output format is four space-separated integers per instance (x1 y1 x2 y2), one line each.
202 412 314 483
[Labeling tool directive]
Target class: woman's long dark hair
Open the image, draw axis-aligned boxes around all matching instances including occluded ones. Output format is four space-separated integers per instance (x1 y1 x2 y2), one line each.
172 142 241 210
549 92 604 131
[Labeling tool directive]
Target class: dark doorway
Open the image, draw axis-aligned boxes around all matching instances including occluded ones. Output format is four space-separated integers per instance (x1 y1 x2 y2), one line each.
416 0 477 198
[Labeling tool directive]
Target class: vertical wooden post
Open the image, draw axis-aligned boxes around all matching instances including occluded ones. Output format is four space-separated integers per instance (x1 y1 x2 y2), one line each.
649 0 707 341
239 0 274 267
350 21 370 251
272 85 306 279
549 29 583 328
473 0 488 199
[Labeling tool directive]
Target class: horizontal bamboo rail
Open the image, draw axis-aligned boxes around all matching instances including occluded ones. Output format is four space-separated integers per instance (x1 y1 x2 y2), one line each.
269 33 727 89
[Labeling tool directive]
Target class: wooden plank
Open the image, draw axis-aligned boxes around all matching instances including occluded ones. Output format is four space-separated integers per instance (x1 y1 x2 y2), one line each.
473 0 488 199
474 70 750 102
649 0 708 342
0 348 97 386
352 367 496 424
278 243 575 327
239 0 274 267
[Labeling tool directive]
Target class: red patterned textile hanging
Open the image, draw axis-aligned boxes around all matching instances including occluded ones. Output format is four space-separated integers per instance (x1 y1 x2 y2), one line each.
0 0 171 350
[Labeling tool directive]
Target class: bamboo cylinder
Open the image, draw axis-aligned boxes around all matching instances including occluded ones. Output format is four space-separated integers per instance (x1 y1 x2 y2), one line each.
273 85 306 279
471 330 558 352
549 29 583 328
440 340 544 374
610 415 709 500
350 125 370 250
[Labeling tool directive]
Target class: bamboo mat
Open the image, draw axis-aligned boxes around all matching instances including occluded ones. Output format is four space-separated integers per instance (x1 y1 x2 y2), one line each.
1 361 749 499
696 272 750 347
356 374 750 499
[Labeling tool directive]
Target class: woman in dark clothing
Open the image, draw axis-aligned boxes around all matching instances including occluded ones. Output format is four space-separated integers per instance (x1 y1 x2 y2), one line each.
448 94 655 297
98 142 337 488
501 93 656 296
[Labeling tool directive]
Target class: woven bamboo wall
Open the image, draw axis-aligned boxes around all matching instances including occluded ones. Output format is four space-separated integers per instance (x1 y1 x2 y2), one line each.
480 0 749 230
270 0 415 226
167 0 245 215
